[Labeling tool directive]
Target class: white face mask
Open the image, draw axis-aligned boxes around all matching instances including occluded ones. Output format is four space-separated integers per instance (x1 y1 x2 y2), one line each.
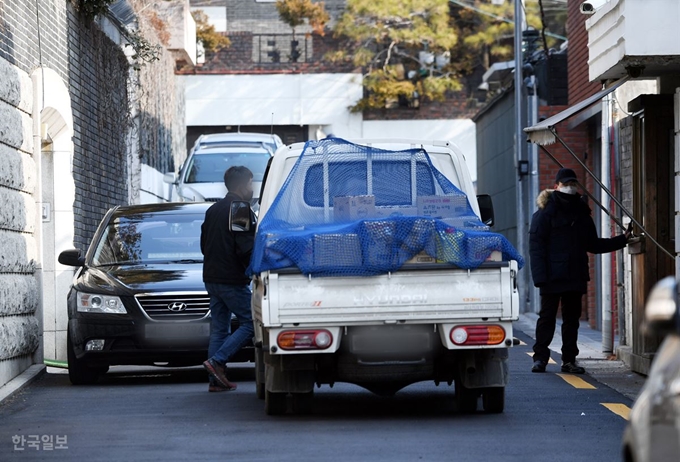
557 186 578 195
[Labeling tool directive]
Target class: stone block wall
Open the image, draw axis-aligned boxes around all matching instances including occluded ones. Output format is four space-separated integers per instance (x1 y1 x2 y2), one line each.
0 56 39 387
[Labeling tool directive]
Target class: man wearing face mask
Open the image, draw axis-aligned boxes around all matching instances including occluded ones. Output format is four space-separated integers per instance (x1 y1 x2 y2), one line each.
201 166 256 391
529 168 631 374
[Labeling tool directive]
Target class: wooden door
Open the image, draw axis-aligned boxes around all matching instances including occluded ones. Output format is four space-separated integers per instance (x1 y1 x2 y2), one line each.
628 95 675 375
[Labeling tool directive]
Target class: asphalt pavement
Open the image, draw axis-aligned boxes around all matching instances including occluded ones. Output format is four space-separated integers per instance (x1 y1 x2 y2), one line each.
0 328 632 462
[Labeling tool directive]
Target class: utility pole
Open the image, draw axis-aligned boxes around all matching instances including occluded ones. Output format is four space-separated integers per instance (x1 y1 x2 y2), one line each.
514 0 528 311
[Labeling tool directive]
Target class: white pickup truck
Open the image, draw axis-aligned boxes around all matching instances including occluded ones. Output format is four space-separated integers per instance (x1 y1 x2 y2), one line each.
245 139 520 415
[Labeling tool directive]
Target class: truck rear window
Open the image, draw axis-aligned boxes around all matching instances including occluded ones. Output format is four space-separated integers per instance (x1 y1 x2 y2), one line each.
303 160 435 206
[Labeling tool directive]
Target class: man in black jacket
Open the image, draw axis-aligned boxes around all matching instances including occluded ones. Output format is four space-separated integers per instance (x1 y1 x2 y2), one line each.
201 166 255 391
529 168 630 374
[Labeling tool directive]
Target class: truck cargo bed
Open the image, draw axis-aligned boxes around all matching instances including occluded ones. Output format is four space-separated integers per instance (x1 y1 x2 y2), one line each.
260 261 518 326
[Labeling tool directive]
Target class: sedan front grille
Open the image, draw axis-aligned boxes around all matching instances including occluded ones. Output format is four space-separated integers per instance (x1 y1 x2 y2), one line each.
135 293 210 322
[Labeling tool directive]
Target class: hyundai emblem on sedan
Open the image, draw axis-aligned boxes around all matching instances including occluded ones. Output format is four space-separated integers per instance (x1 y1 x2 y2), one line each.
168 302 187 312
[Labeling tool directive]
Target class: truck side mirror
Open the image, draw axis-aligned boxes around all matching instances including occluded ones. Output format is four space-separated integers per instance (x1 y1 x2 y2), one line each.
163 172 178 184
230 201 253 232
58 249 85 267
477 194 495 226
644 277 679 336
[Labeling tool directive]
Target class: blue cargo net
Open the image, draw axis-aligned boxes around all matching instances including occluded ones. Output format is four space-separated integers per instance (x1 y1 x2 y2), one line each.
248 138 524 276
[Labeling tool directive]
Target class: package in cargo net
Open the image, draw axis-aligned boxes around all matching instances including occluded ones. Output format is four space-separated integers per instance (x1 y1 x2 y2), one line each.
248 138 524 277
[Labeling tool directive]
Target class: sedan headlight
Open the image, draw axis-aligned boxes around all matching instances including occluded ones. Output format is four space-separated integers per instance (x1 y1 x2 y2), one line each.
77 292 127 314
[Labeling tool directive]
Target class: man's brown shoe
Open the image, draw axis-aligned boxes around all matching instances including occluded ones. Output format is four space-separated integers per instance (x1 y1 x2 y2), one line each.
203 359 238 390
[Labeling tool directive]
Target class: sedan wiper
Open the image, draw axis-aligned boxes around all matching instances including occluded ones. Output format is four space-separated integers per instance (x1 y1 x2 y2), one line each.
168 259 203 264
93 261 146 267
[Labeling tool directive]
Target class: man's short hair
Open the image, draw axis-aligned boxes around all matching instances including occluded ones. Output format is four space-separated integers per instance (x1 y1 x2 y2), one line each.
224 166 253 191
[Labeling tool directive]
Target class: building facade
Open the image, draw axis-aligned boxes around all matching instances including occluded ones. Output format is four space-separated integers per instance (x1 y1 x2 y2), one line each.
182 0 479 180
586 0 680 374
0 0 192 387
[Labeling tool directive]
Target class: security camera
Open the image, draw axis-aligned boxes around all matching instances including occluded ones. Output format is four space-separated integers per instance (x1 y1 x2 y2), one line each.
580 0 608 15
580 3 595 14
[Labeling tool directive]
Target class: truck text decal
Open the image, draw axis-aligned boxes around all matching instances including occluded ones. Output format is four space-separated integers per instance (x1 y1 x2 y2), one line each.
353 294 428 306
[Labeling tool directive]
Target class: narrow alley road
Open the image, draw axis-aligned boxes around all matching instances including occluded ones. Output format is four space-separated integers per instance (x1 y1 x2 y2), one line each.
0 329 631 462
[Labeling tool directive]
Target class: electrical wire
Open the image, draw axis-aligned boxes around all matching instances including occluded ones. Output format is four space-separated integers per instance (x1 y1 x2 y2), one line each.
537 0 550 54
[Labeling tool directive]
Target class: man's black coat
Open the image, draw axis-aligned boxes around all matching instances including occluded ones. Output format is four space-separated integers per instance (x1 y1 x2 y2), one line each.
200 193 255 285
529 189 627 294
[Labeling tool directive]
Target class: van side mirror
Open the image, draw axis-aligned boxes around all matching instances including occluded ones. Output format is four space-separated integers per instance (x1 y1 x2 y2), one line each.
477 194 495 226
58 249 85 267
644 277 679 336
163 172 178 184
230 201 253 232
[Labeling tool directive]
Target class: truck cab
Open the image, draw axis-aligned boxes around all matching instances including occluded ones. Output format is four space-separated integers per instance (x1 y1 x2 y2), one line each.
247 139 521 415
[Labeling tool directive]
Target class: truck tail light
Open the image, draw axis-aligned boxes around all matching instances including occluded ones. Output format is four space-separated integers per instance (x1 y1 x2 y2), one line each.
277 330 333 350
450 325 505 346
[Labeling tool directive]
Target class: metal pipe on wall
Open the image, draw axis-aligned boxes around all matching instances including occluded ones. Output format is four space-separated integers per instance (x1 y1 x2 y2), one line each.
528 74 540 314
600 94 613 354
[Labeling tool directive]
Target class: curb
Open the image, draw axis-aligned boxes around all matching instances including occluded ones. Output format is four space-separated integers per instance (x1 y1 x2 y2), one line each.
0 364 46 406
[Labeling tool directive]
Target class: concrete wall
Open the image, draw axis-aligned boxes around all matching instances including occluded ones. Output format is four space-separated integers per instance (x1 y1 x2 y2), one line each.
473 90 518 247
0 58 39 387
587 0 680 81
184 73 363 139
362 119 477 182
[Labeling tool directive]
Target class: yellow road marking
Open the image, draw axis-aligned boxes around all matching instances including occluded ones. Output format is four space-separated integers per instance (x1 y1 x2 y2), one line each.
556 373 596 389
601 403 630 420
526 352 556 364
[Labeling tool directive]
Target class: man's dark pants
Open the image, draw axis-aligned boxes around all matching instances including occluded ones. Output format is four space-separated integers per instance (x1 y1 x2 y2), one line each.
533 291 583 364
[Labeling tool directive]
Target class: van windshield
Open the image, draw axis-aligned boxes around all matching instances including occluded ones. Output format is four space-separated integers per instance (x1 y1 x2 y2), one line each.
184 151 271 183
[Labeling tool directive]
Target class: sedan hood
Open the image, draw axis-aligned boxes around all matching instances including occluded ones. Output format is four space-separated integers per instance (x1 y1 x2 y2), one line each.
76 263 205 295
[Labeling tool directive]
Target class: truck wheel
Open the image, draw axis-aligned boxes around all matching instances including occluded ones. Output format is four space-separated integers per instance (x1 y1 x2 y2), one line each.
265 389 288 415
67 332 103 385
482 387 505 413
291 391 314 415
455 380 478 413
255 347 265 400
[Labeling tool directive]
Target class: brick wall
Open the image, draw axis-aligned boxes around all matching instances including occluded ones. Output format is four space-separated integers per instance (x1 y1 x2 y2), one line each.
0 0 130 252
567 0 601 105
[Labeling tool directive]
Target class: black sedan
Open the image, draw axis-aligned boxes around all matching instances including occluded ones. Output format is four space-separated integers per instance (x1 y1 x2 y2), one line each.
58 202 252 385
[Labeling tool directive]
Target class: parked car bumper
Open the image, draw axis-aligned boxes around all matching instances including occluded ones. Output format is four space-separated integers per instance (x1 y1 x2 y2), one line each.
68 317 253 367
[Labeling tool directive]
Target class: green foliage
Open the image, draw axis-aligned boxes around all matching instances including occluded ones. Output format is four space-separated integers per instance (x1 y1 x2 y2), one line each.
330 0 567 110
192 10 231 52
332 0 460 111
79 0 116 21
451 0 567 69
276 0 330 36
124 28 162 71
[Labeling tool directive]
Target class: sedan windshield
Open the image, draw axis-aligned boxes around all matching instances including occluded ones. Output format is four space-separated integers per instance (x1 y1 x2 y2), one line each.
184 151 270 183
91 213 204 266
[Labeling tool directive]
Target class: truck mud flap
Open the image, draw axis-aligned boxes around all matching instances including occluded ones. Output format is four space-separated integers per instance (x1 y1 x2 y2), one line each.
456 348 509 389
264 353 316 394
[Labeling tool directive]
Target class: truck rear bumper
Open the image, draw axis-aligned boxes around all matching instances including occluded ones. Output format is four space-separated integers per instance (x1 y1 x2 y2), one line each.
266 321 514 355
263 323 511 394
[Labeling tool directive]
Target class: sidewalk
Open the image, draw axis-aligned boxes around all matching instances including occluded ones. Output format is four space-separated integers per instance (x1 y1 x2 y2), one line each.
515 313 646 400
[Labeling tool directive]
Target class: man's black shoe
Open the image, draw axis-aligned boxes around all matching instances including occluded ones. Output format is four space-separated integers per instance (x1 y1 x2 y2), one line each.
531 360 547 373
561 362 585 374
